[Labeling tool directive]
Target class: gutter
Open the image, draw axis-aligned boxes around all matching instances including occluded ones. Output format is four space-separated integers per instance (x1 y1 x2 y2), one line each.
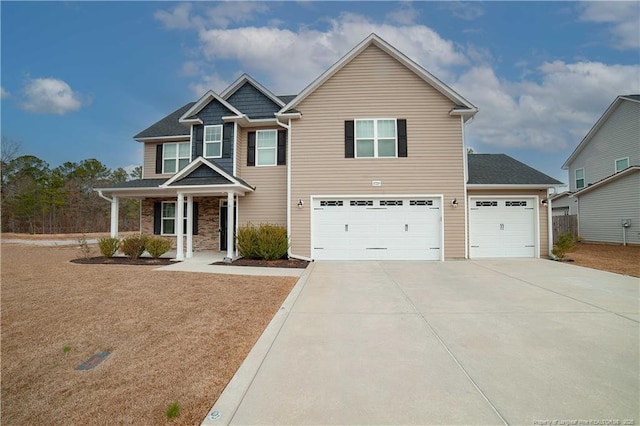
97 190 113 203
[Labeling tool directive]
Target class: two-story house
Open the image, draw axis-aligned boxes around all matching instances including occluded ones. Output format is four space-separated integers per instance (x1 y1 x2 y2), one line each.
554 95 640 244
96 34 561 261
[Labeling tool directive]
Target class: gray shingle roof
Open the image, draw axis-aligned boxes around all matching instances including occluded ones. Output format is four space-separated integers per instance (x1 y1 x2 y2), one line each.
623 94 640 101
467 154 563 185
95 178 167 189
134 103 194 139
278 95 297 104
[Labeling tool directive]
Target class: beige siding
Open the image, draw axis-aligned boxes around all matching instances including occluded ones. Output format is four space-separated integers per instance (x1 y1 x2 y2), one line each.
142 140 189 179
236 127 287 227
290 45 466 259
467 188 551 258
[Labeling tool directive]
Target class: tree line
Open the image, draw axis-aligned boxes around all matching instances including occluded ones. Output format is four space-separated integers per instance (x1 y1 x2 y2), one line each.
1 137 141 234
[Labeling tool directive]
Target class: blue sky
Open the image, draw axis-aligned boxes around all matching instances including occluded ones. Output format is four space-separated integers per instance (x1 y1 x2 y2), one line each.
2 1 639 186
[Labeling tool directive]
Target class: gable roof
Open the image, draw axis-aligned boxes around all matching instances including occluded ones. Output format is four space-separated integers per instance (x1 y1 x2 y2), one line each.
221 73 285 108
161 156 254 191
562 94 640 169
467 154 563 186
279 33 478 120
179 90 244 124
134 103 194 141
570 165 639 197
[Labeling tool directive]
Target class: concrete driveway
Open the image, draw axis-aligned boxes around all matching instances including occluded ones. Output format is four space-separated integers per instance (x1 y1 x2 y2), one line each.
203 259 639 425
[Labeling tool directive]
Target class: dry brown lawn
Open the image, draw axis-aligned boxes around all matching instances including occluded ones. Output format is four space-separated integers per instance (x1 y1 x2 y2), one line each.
1 243 298 425
567 242 640 277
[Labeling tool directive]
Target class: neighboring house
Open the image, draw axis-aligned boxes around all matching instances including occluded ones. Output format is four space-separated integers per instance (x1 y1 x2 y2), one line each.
96 34 561 261
559 95 640 245
549 191 574 216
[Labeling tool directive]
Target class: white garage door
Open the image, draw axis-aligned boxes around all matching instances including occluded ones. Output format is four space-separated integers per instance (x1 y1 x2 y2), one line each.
469 198 537 258
312 197 442 260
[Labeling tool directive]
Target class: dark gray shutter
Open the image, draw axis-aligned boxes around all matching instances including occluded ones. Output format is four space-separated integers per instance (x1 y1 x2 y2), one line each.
222 123 233 157
345 121 354 158
397 119 407 157
277 130 287 165
192 202 199 235
247 132 256 166
155 145 163 174
153 202 162 235
194 125 204 158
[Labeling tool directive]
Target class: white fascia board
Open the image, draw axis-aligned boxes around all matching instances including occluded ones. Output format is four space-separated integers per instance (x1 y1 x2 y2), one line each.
222 115 279 128
275 112 302 120
134 135 191 143
164 184 253 195
221 73 286 107
280 33 477 115
161 157 239 188
561 96 636 169
569 166 639 197
467 184 558 189
179 90 243 123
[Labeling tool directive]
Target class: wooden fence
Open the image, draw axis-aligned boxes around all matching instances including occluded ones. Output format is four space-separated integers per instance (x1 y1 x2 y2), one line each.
552 214 578 242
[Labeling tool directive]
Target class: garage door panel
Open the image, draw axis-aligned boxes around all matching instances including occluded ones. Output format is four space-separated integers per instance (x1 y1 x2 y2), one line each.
313 197 441 260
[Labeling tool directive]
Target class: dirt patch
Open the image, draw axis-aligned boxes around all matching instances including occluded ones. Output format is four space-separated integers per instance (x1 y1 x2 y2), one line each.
1 232 137 241
1 244 298 426
213 258 309 269
565 242 640 277
70 256 175 266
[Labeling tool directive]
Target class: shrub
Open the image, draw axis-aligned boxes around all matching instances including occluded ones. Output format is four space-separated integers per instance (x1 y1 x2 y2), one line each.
120 234 148 259
256 224 289 260
553 232 576 260
237 223 288 260
98 237 120 258
78 234 92 259
236 224 260 259
145 236 172 258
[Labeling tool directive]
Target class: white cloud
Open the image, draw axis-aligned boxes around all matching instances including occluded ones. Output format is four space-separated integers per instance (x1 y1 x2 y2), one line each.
0 87 9 99
188 73 233 96
154 1 269 30
579 2 640 49
387 2 419 25
20 78 85 115
455 61 640 152
443 2 485 21
154 3 199 30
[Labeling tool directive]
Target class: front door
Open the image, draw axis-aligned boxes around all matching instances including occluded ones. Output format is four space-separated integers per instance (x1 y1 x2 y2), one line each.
219 202 237 251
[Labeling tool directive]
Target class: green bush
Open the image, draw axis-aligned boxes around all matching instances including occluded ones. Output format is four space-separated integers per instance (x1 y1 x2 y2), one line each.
553 233 576 260
120 234 148 259
145 236 172 258
98 237 120 258
237 223 288 260
236 224 260 259
256 224 289 260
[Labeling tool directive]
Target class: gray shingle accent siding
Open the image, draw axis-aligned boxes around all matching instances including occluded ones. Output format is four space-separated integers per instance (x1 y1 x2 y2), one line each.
226 82 282 119
467 154 562 185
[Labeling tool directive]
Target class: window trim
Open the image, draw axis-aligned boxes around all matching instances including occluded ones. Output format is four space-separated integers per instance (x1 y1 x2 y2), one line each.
255 129 277 167
575 168 585 190
615 157 629 173
160 201 188 236
204 125 223 159
354 118 398 158
162 142 191 174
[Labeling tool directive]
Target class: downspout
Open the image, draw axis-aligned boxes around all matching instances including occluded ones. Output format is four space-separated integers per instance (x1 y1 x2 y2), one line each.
97 190 113 203
461 116 469 259
276 116 312 262
547 187 555 258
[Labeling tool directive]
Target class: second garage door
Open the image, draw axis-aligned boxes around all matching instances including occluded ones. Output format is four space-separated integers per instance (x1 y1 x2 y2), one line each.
469 197 537 258
312 197 442 260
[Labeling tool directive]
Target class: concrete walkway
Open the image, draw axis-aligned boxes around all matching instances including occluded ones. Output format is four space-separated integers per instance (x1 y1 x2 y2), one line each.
202 259 639 425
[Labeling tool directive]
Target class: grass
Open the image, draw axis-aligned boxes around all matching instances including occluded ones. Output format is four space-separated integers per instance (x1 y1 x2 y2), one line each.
1 243 298 425
166 402 180 419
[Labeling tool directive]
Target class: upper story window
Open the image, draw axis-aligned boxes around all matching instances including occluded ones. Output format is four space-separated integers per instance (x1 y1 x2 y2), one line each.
575 168 585 190
256 130 277 166
615 157 629 173
204 125 223 158
355 119 397 158
163 142 190 174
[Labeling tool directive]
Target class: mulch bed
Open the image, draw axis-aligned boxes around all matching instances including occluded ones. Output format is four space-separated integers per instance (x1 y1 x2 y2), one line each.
70 257 175 265
213 258 309 269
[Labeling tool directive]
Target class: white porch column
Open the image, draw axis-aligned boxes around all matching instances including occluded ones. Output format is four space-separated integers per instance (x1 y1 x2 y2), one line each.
110 196 119 238
225 192 235 261
176 193 184 261
186 195 193 259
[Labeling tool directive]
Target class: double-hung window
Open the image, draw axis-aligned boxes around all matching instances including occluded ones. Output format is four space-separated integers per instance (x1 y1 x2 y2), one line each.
355 119 397 158
256 130 277 166
575 168 585 190
615 157 629 173
204 125 223 158
163 142 190 174
161 202 188 235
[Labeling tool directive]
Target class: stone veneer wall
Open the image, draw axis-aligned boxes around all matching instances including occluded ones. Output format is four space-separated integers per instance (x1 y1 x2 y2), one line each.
140 197 221 252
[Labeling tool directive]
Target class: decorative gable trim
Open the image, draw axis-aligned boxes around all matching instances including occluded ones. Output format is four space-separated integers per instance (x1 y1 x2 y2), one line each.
160 156 252 190
562 95 640 170
280 33 478 119
221 73 285 107
179 91 244 124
